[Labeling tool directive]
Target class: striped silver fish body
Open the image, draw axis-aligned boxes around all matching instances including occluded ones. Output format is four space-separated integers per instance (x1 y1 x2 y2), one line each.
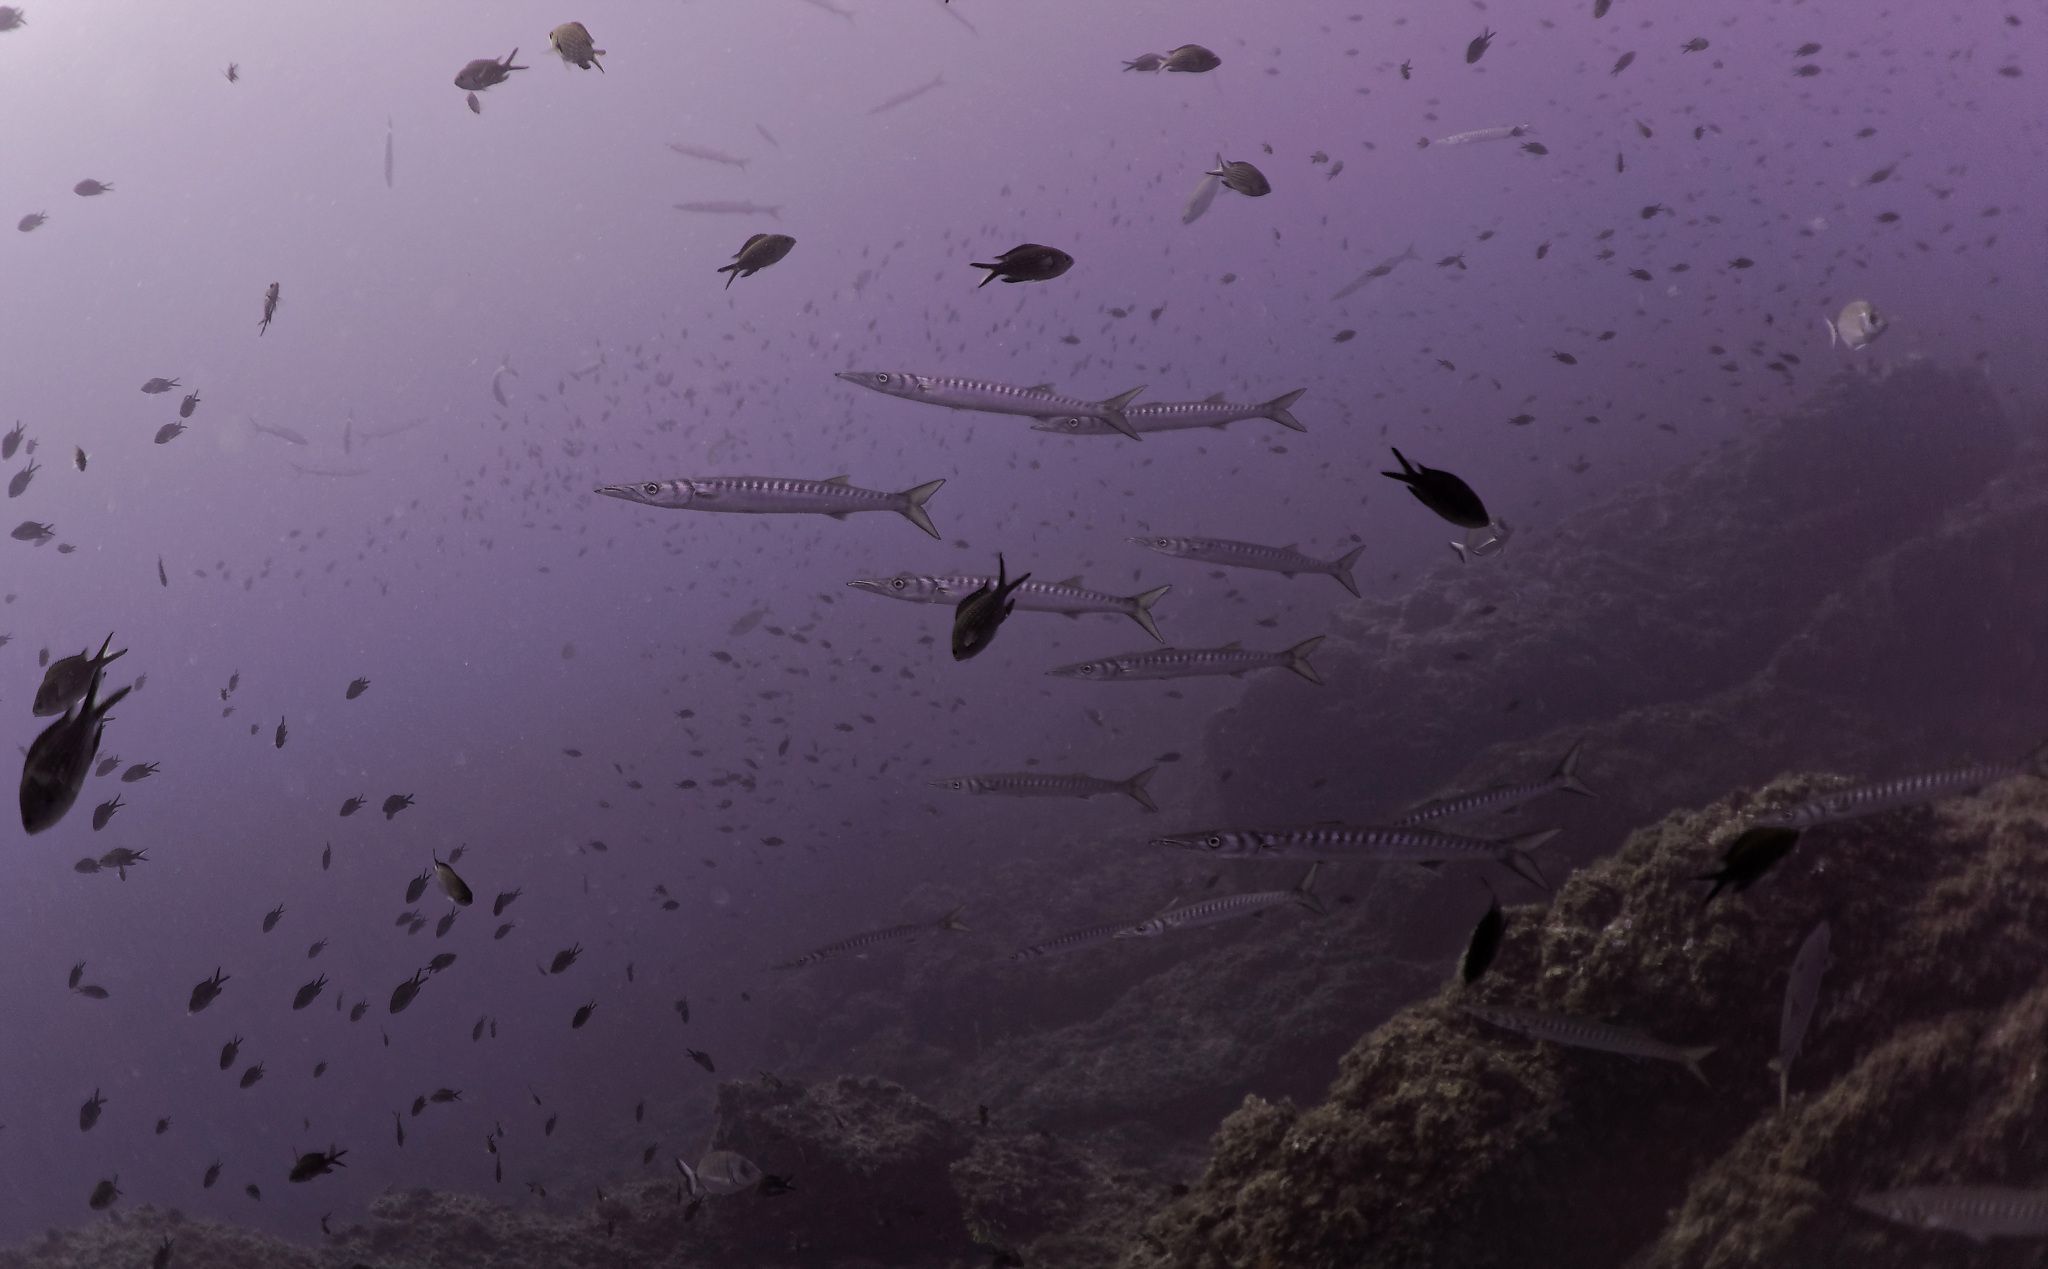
771 908 965 970
934 772 1126 799
1751 760 2021 829
1395 744 1592 824
1429 123 1531 147
1775 921 1832 1109
1117 866 1322 937
1010 919 1131 961
1854 1186 2048 1242
1034 390 1305 436
849 574 1170 641
595 475 942 537
835 371 1144 435
1160 822 1554 866
1460 1004 1714 1084
1131 535 1335 577
1049 637 1322 684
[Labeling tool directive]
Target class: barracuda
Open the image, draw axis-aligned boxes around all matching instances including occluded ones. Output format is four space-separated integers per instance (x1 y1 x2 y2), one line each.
1461 1003 1715 1085
1748 743 2048 830
1128 534 1363 598
1033 389 1306 436
1115 864 1324 938
595 474 944 539
1048 636 1322 684
930 767 1158 812
847 572 1171 642
836 370 1146 440
1154 823 1558 889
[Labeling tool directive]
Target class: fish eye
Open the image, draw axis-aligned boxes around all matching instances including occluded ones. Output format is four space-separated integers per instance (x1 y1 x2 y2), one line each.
1156 538 1172 548
951 780 964 790
641 483 660 496
876 373 891 385
890 578 906 590
1064 419 1081 431
1080 664 1095 674
1206 836 1222 850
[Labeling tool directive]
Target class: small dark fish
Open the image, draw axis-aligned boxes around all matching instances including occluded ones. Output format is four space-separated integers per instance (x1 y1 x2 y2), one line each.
493 887 522 916
220 1035 242 1070
345 677 369 699
257 282 279 336
273 716 287 748
178 391 201 419
405 870 430 904
1399 59 1411 80
969 243 1073 288
1610 50 1636 75
1552 351 1579 365
73 179 112 196
292 975 328 1010
1161 44 1220 73
262 903 285 933
453 48 527 92
88 1177 120 1210
759 1173 797 1197
716 233 796 289
74 984 110 1000
433 853 474 906
1380 447 1490 528
1696 827 1802 904
951 553 1031 661
382 793 413 820
188 968 229 1014
1729 257 1755 269
1593 0 1612 15
1465 27 1494 64
203 1161 222 1188
674 997 691 1023
1793 42 1821 57
71 445 86 471
687 1048 715 1073
239 1061 265 1089
90 795 123 830
1521 141 1548 156
389 968 429 1014
1205 156 1271 197
80 1089 105 1131
1460 888 1506 983
571 1000 597 1029
1680 37 1708 52
548 944 582 974
288 1148 346 1183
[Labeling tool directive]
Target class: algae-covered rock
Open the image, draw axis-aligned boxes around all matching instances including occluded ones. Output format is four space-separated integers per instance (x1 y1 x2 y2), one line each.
1121 773 2048 1268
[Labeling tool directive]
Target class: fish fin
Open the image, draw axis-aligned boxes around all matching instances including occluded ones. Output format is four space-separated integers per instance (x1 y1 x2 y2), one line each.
675 1157 703 1198
1824 314 1837 348
1768 1057 1788 1110
1122 767 1160 812
1294 862 1327 915
1056 575 1082 587
1284 636 1324 685
975 270 999 288
938 906 970 933
720 265 738 289
1327 545 1365 598
1450 540 1471 564
1127 584 1170 642
1221 640 1243 650
1680 1045 1716 1087
1262 388 1308 431
1496 828 1562 892
1202 392 1227 403
1098 386 1147 441
1551 739 1595 797
896 479 944 539
824 512 851 521
1027 383 1057 393
821 475 852 485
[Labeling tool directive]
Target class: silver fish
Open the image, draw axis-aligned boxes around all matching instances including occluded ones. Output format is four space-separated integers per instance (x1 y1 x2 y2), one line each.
846 573 1170 642
1826 299 1887 351
595 474 945 539
835 370 1146 441
1156 823 1556 889
1128 534 1361 597
1182 171 1221 225
1393 740 1595 825
1422 123 1533 148
1116 864 1324 937
1010 918 1136 961
1854 1186 2048 1243
930 767 1158 812
772 907 968 970
1049 637 1323 684
384 116 393 188
674 200 782 219
248 418 308 445
258 282 279 335
677 1150 762 1197
1773 921 1832 1109
1034 389 1306 436
866 74 944 116
664 141 748 170
1330 245 1421 300
1461 1003 1715 1085
1749 747 2044 830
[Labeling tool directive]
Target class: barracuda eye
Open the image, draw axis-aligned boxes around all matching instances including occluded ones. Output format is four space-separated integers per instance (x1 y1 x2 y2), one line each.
1156 538 1172 548
876 373 891 385
1206 836 1222 850
891 578 906 590
1064 418 1082 432
1080 664 1095 675
951 780 964 790
641 483 660 497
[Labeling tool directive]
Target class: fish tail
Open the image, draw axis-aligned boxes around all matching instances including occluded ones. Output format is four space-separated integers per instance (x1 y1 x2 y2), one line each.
1680 1045 1716 1087
1294 862 1327 915
1552 739 1595 797
675 1157 703 1198
1284 635 1324 685
719 265 738 290
896 479 944 539
938 906 970 934
1127 584 1170 642
1261 387 1307 431
1121 767 1160 812
1497 828 1562 891
1769 1057 1787 1110
1823 314 1837 348
1326 545 1365 598
1098 386 1147 441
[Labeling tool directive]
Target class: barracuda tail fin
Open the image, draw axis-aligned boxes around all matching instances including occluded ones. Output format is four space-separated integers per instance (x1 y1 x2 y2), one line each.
896 479 944 539
1121 767 1159 812
1126 584 1170 642
1294 862 1327 916
1679 1044 1716 1088
936 906 970 934
1326 545 1364 598
1552 739 1595 797
1095 387 1147 442
1496 828 1562 892
1262 388 1307 431
1284 636 1324 685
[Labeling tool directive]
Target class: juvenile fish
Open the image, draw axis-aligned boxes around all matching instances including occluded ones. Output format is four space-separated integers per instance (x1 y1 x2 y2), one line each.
847 573 1171 642
1116 864 1323 937
772 907 968 970
1048 637 1323 685
596 474 946 540
1128 534 1362 597
1394 740 1594 824
1461 1003 1715 1085
1034 389 1306 436
930 767 1158 812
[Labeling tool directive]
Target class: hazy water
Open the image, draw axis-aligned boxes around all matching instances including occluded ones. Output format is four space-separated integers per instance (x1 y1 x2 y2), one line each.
1 0 2044 1248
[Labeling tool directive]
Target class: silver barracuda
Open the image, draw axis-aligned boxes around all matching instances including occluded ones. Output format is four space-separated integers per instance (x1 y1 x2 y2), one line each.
1127 534 1362 597
595 475 944 539
1047 637 1322 684
847 572 1171 641
1115 864 1324 938
1032 389 1306 436
835 370 1146 441
929 767 1158 812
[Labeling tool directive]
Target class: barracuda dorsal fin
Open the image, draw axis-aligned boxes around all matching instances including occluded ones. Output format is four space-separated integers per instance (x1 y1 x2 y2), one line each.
822 475 851 485
1028 383 1056 393
1203 392 1226 403
1056 575 1082 587
1221 641 1242 650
